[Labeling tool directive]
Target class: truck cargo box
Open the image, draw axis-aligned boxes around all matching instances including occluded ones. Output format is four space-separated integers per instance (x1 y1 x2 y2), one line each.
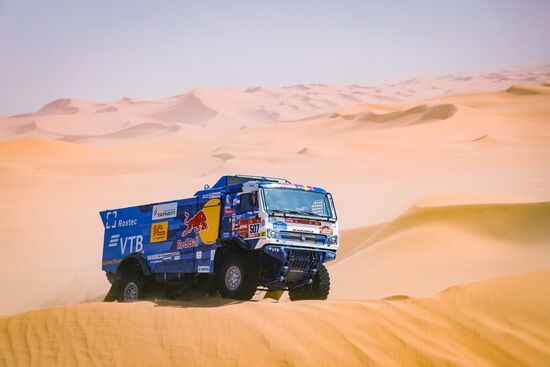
100 195 221 275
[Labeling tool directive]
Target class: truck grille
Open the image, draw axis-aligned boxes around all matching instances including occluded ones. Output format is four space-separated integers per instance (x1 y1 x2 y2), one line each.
287 250 321 269
279 231 326 245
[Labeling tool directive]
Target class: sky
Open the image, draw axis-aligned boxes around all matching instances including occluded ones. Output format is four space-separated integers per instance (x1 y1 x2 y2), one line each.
0 0 549 116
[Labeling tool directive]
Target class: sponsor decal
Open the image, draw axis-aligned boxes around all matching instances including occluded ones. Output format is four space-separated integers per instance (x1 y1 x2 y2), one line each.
181 199 220 245
107 234 143 255
210 249 216 260
147 251 180 263
260 230 266 238
151 221 168 243
146 253 163 263
105 211 138 229
238 217 261 238
152 202 177 220
182 210 208 236
105 211 117 229
224 208 234 215
272 221 287 230
196 251 202 259
197 265 210 273
102 258 122 266
320 226 333 235
202 192 221 200
117 218 137 227
285 218 321 226
177 237 198 249
108 234 120 247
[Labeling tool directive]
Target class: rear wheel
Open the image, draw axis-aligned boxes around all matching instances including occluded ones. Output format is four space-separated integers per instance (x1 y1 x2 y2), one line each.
217 254 258 300
116 272 143 303
289 264 330 301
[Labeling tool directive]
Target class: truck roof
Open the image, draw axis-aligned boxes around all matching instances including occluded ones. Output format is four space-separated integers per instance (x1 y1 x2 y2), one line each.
194 175 327 197
212 175 290 188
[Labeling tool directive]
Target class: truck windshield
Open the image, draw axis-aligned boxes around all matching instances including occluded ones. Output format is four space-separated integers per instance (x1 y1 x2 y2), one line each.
262 188 334 219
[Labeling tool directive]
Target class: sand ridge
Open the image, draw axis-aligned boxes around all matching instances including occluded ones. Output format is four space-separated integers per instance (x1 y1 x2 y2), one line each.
1 269 549 366
1 64 549 141
329 200 550 299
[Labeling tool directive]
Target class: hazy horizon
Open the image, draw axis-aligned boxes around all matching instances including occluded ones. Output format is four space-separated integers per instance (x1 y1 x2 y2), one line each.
1 0 550 116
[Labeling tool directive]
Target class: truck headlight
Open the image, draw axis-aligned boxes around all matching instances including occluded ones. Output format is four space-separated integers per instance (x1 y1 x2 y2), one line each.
328 236 338 245
269 229 279 239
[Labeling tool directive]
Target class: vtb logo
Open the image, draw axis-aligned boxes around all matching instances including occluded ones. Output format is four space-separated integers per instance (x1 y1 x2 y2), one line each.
108 234 143 255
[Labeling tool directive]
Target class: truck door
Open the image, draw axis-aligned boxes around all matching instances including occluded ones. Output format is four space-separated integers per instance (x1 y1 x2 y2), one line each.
235 191 261 246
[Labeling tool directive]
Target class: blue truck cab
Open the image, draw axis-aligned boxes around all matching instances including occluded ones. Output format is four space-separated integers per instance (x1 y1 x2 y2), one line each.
100 175 339 301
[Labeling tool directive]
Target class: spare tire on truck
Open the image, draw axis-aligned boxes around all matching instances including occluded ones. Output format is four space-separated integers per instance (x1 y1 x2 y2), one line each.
217 254 258 300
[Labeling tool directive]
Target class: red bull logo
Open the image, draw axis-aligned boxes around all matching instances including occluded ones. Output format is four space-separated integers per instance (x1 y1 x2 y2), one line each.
177 237 198 249
182 210 208 237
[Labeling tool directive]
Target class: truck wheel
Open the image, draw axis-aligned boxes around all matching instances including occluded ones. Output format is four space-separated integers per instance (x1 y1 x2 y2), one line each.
289 264 330 301
117 272 143 303
217 254 258 300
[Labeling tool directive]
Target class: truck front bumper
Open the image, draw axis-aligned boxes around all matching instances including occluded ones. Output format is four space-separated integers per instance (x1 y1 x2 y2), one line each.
260 244 336 290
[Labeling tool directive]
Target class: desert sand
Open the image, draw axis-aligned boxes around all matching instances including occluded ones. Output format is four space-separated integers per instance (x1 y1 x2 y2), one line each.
1 269 549 366
0 64 549 365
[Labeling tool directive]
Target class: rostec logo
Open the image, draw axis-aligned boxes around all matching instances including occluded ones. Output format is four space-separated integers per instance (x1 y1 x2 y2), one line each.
106 211 117 229
105 211 138 229
108 234 144 255
152 202 178 220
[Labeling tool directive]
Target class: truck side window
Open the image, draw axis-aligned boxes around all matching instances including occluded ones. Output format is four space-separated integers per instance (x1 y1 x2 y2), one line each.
239 193 258 213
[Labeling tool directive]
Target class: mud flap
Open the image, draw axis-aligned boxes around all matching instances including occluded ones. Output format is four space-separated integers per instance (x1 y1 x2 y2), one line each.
103 283 119 302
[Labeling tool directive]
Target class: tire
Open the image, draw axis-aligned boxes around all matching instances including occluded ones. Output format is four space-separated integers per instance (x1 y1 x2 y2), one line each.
289 264 330 301
116 272 143 303
217 254 258 300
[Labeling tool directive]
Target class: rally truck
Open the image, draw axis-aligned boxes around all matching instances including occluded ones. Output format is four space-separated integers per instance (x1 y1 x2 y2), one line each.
100 175 339 302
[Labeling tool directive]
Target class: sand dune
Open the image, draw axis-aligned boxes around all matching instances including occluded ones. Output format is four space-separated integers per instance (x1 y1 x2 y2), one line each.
1 64 549 140
1 269 549 366
60 122 180 143
329 103 458 130
37 98 101 115
0 65 549 366
330 200 550 299
0 85 550 313
0 67 549 320
148 92 218 125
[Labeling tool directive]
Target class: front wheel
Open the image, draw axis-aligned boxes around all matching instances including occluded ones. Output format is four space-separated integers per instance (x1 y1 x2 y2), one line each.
217 254 258 300
289 264 330 301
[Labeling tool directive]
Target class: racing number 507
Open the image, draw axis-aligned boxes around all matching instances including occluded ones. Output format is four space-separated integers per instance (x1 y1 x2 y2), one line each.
249 223 260 236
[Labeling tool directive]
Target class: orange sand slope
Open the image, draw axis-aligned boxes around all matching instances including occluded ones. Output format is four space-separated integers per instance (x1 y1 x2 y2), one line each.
329 200 550 299
1 269 549 366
